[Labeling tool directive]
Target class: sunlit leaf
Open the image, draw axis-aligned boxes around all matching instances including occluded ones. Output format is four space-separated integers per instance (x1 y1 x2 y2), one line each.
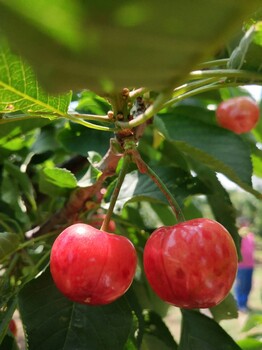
242 314 262 332
237 337 262 350
0 44 71 117
0 118 51 145
39 167 77 196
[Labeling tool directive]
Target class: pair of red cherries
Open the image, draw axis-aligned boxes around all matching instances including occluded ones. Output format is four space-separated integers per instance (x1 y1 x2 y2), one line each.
51 96 260 309
50 217 238 309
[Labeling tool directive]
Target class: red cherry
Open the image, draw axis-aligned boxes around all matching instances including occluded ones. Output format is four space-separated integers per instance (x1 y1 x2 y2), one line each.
9 319 17 337
143 218 238 309
216 96 260 134
50 223 137 305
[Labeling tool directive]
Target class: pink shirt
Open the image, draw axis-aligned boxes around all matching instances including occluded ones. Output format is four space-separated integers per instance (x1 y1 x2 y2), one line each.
238 232 255 268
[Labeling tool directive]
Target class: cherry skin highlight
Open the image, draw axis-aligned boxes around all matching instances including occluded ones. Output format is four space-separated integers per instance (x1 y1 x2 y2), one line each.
216 96 260 134
50 223 137 305
143 218 238 309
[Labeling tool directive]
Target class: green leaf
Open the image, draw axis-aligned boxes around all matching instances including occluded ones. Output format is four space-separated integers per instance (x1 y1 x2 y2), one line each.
237 337 262 350
123 287 145 348
132 277 169 318
0 164 33 225
0 334 19 350
242 314 262 332
42 168 77 187
179 310 242 350
76 151 102 187
209 293 238 323
78 166 102 188
0 298 17 344
141 310 178 350
0 213 22 236
31 125 61 154
182 198 203 220
0 134 32 154
228 22 262 73
58 123 113 156
155 115 260 198
18 269 133 350
87 151 103 166
0 118 51 145
113 167 207 213
123 339 138 350
0 43 71 116
190 161 241 256
228 25 256 70
39 167 77 196
252 152 262 178
0 175 24 222
0 1 260 92
4 160 36 210
1 0 83 50
0 232 19 260
76 91 111 115
128 202 178 230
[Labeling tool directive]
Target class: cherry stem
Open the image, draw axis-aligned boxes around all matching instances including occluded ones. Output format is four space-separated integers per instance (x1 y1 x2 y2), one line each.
100 153 131 231
130 148 185 223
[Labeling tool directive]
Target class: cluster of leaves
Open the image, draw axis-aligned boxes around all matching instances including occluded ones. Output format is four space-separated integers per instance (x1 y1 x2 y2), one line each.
0 1 262 350
0 85 261 350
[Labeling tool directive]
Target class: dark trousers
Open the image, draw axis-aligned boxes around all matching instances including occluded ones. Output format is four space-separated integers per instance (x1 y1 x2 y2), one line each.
234 267 253 309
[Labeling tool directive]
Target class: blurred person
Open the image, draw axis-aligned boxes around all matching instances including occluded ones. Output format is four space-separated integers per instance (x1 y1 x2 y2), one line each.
234 220 255 312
